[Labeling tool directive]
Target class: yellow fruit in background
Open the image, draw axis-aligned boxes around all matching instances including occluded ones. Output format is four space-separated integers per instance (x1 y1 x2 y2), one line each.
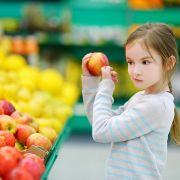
17 100 28 112
41 104 54 118
37 117 53 131
18 65 41 86
7 71 19 82
0 87 4 99
19 78 36 92
0 36 12 53
0 70 9 84
50 117 63 134
22 99 42 118
17 87 32 101
38 68 64 96
3 83 20 100
33 91 53 104
54 106 69 124
57 82 80 106
0 46 7 63
3 54 27 71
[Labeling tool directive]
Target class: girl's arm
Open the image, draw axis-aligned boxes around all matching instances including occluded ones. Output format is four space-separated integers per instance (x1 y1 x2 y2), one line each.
82 75 100 125
82 75 127 125
92 79 166 143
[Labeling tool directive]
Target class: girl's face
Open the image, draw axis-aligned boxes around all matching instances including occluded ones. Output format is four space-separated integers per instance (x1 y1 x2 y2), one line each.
126 42 166 94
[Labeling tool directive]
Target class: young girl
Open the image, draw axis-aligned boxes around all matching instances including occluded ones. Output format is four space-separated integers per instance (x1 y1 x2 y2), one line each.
81 22 180 180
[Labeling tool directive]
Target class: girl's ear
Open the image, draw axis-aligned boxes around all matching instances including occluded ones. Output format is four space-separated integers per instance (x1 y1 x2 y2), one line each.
167 55 176 70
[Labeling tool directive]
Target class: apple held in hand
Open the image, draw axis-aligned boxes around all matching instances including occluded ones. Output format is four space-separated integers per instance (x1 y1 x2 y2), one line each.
26 133 52 151
0 100 16 115
0 131 15 147
16 125 36 146
87 52 109 76
11 111 30 126
0 115 17 134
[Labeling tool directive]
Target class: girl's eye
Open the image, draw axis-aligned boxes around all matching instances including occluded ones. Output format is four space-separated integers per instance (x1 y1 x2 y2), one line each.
127 61 133 65
143 61 150 65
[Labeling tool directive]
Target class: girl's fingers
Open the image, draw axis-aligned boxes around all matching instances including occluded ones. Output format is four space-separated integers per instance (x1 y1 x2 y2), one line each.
82 53 93 61
111 71 117 77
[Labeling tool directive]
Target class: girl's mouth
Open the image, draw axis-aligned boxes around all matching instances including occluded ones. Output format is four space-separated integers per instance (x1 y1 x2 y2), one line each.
133 78 143 82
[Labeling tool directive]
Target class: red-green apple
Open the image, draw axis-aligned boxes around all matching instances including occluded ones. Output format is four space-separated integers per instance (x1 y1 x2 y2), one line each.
17 158 43 180
0 115 17 134
0 100 16 115
16 125 36 145
26 133 52 151
3 166 34 180
0 146 22 178
25 113 39 132
87 52 109 76
0 130 15 147
10 111 30 125
22 153 45 173
39 127 57 145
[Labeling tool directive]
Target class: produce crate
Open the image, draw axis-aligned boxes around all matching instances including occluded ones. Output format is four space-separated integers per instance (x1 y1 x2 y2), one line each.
40 118 72 180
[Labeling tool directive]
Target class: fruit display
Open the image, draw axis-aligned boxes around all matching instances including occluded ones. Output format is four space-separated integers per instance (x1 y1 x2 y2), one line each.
0 100 54 179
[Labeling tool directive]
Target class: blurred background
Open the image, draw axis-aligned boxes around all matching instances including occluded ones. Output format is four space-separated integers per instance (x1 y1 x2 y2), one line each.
0 0 180 179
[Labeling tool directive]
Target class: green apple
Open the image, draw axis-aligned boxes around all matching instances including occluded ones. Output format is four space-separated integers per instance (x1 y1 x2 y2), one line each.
15 139 24 151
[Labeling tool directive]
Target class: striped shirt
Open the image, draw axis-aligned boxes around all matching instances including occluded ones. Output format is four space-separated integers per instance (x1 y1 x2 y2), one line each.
82 76 175 180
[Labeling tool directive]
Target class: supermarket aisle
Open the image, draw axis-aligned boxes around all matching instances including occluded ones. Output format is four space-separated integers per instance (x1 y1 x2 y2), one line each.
48 134 180 180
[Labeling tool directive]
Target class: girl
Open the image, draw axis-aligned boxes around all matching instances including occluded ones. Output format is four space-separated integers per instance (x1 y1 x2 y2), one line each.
81 22 180 180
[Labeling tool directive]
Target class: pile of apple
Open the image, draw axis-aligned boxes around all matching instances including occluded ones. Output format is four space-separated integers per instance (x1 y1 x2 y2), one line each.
0 100 52 179
0 146 45 180
0 100 58 151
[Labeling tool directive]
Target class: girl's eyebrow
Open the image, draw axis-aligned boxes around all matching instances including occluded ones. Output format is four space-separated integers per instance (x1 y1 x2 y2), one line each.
126 56 152 61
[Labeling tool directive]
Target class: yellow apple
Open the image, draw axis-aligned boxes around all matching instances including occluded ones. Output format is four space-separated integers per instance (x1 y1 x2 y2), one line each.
39 127 57 145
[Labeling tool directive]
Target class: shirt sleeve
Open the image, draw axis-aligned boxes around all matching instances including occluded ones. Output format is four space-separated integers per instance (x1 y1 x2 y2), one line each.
92 79 166 143
82 76 127 126
82 75 101 125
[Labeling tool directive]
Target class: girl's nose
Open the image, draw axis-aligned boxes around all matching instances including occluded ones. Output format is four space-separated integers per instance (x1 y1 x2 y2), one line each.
133 66 142 76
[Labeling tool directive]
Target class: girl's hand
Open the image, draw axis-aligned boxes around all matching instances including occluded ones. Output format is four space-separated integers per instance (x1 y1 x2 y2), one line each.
82 53 93 76
101 66 118 84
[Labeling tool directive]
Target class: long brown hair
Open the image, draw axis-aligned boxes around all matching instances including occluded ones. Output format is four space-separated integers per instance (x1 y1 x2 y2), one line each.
124 22 180 146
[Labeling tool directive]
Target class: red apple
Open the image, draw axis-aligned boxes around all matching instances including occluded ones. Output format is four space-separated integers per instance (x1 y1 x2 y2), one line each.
26 133 52 151
39 127 57 145
0 107 4 115
11 111 30 126
0 100 16 115
0 131 15 147
3 167 34 180
0 115 17 134
0 146 22 178
87 52 109 76
0 136 6 147
23 153 45 173
17 158 43 180
25 113 39 132
16 125 36 145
